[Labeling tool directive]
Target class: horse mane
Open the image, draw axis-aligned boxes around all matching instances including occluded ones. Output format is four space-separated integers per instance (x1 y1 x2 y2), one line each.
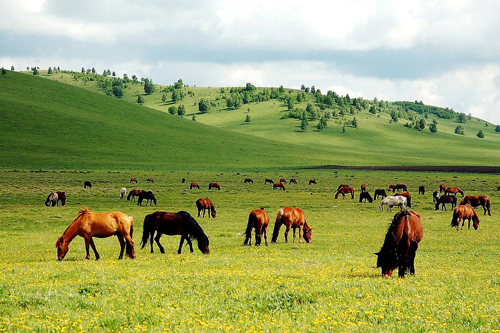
178 211 207 241
61 208 91 236
377 210 411 268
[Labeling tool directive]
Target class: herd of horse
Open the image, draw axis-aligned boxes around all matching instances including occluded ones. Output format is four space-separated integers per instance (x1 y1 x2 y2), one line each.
48 176 494 278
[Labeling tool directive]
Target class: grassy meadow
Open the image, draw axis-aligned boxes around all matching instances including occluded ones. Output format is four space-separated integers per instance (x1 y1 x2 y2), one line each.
0 169 499 332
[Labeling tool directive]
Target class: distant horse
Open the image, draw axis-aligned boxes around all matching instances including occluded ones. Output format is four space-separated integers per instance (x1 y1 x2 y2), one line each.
394 184 407 193
359 191 373 203
335 186 354 199
460 195 491 216
190 182 200 189
289 179 297 184
137 191 157 206
375 210 423 278
181 178 186 184
432 191 439 203
127 189 143 201
451 204 480 231
439 183 446 193
418 186 425 195
120 188 126 199
146 177 154 183
279 178 287 184
435 195 457 211
445 186 464 196
244 178 254 184
273 182 285 191
196 198 216 218
373 189 387 200
271 207 312 244
379 196 407 212
56 191 66 206
55 208 135 260
208 183 220 190
264 179 274 185
84 181 92 188
337 184 350 191
395 192 412 208
387 184 395 192
141 211 210 254
360 184 367 192
45 192 58 207
130 178 138 183
244 208 269 246
309 179 317 185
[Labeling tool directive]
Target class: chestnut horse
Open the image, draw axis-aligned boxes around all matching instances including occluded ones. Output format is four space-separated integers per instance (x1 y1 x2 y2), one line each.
418 186 425 195
55 208 135 260
375 210 423 278
445 186 464 196
127 189 142 201
273 182 285 191
190 182 200 189
209 183 220 190
146 177 154 183
359 191 373 203
271 207 312 243
439 183 446 193
141 211 209 254
435 195 457 211
196 198 216 218
394 184 407 192
289 179 297 184
451 204 480 231
337 184 350 191
335 186 354 199
244 208 269 246
460 195 491 216
130 178 138 183
279 178 287 184
264 178 274 184
309 179 317 185
244 178 254 184
395 192 412 208
374 189 387 200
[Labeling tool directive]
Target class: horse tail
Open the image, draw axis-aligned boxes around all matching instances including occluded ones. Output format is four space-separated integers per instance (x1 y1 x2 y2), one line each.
271 209 284 242
126 218 135 257
244 213 256 245
141 214 152 249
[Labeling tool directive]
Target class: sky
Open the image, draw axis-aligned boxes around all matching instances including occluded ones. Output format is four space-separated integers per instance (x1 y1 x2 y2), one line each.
1 0 499 123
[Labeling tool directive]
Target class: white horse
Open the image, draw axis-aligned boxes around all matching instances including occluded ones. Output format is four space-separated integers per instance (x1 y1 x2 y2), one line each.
379 196 407 212
120 188 127 200
45 192 58 207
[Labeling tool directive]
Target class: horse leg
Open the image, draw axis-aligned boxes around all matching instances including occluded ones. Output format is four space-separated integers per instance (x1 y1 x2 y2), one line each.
155 232 165 253
84 235 91 260
150 230 155 253
197 208 201 218
117 234 125 260
298 225 303 244
186 237 194 252
284 225 291 243
292 227 296 243
263 226 268 246
408 242 418 275
89 237 100 260
178 236 185 254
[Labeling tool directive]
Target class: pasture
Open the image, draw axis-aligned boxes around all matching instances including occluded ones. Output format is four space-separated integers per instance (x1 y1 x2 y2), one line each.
0 168 499 332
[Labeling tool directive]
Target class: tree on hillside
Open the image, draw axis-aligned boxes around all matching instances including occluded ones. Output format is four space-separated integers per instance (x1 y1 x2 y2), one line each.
81 67 85 74
177 105 186 117
278 85 285 94
351 117 358 128
132 75 138 83
458 113 467 123
168 106 177 115
48 67 53 75
301 84 305 91
428 119 438 133
32 68 39 75
300 111 308 131
10 66 14 71
495 125 500 133
311 86 316 94
174 79 183 89
369 105 377 115
112 71 116 77
477 130 484 138
144 78 155 94
245 83 256 91
1 67 6 77
245 115 251 123
455 125 465 135
137 95 144 104
390 111 398 123
198 99 210 113
192 114 196 121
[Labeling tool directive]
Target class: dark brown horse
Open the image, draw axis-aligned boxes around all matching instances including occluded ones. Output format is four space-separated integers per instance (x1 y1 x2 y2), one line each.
394 184 407 193
137 191 157 206
375 210 423 278
56 208 135 260
335 186 354 199
271 207 312 243
459 195 491 216
273 182 285 191
130 177 138 183
141 211 209 254
244 178 254 184
439 183 446 193
244 208 269 246
279 178 287 184
374 189 387 200
289 179 297 184
146 177 154 183
190 182 200 189
359 191 373 203
308 179 317 185
84 181 92 188
395 192 412 208
387 184 395 192
55 191 66 206
451 204 480 231
127 189 143 201
264 178 274 184
445 186 464 196
181 178 186 183
435 195 457 211
360 184 367 192
196 198 216 218
418 186 425 195
208 183 220 190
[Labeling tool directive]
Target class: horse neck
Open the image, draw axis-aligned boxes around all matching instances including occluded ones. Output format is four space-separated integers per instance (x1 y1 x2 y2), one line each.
62 220 81 244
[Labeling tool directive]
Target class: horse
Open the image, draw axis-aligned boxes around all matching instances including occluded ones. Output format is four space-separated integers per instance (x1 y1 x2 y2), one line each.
146 177 154 183
289 179 297 184
45 192 58 207
137 191 157 206
373 189 387 200
264 178 274 184
387 184 395 192
439 183 446 193
460 195 491 216
279 178 287 184
361 184 367 192
271 207 312 244
445 186 464 196
273 182 285 191
181 178 186 184
435 195 457 211
196 198 216 218
130 178 138 183
244 178 254 184
127 189 142 201
190 182 200 189
394 184 407 193
55 208 135 260
309 179 317 185
375 210 423 278
56 191 66 206
451 204 480 231
83 181 92 188
141 211 210 254
432 191 439 203
244 208 269 246
395 192 412 208
379 196 407 212
359 191 373 203
337 184 350 191
418 186 425 195
335 186 354 199
209 183 220 190
120 188 126 199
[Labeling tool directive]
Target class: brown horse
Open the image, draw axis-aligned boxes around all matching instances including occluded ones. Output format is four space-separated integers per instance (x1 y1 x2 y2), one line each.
146 177 154 183
190 182 200 189
395 192 412 208
375 210 423 278
308 179 317 185
84 181 92 188
244 208 269 246
55 208 135 260
127 189 142 201
445 186 464 196
289 179 297 184
451 204 480 231
337 184 350 191
459 195 491 216
141 211 209 254
264 178 274 184
394 184 407 193
435 195 457 211
373 189 387 200
387 184 395 192
55 191 66 206
439 183 446 193
196 198 216 218
130 177 138 183
418 186 425 195
244 178 254 184
335 186 354 199
273 182 285 191
208 183 220 190
360 184 367 192
279 178 287 184
271 207 312 243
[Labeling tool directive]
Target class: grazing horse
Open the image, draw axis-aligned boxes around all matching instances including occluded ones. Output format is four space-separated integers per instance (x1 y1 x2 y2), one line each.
395 192 412 208
379 196 407 212
181 178 186 184
84 181 92 188
359 191 373 203
435 195 457 211
451 204 480 231
445 186 464 196
137 191 157 206
190 182 200 189
146 177 154 183
56 191 66 206
244 178 254 184
271 207 312 244
45 192 58 207
120 188 126 199
273 182 285 191
279 178 287 184
375 210 423 278
196 198 216 218
55 208 135 260
130 178 138 183
208 183 221 190
394 184 407 193
387 184 395 192
418 186 425 195
439 183 446 193
374 189 387 200
127 189 143 201
289 179 297 184
361 184 367 192
460 195 491 216
309 179 317 185
337 184 350 191
335 186 354 199
432 191 439 203
141 211 210 254
264 178 274 185
244 208 269 246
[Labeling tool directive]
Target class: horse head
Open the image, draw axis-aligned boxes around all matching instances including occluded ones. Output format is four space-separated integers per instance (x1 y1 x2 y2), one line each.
55 236 69 260
197 235 210 254
303 224 312 243
210 206 217 218
472 210 480 230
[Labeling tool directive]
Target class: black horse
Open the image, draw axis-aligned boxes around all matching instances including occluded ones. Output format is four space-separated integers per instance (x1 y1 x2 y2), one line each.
137 191 157 206
373 189 387 200
359 191 373 203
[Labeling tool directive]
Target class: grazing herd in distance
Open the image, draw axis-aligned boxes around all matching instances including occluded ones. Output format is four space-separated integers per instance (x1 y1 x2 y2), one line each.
47 175 495 278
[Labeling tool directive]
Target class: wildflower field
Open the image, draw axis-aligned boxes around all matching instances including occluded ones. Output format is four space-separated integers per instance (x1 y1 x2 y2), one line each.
0 169 499 332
